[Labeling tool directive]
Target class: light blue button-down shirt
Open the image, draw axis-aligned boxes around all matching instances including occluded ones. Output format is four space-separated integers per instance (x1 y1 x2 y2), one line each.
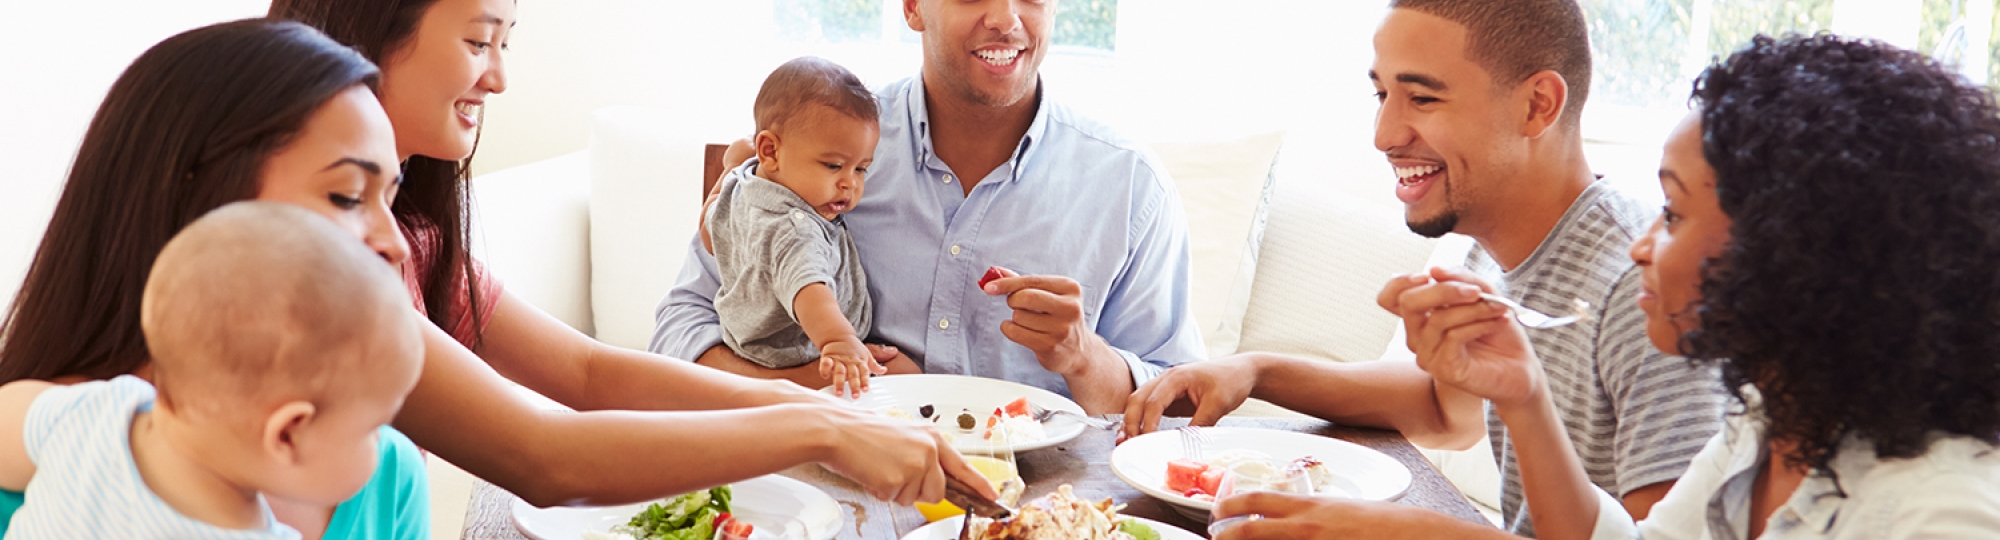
652 76 1204 397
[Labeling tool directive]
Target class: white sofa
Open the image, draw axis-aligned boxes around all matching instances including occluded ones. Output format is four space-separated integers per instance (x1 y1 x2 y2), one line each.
466 106 1535 517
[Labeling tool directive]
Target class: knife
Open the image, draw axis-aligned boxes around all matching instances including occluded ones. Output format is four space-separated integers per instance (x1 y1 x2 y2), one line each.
944 473 1013 520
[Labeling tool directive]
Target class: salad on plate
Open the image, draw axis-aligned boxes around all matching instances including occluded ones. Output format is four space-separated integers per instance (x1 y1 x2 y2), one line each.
580 486 752 540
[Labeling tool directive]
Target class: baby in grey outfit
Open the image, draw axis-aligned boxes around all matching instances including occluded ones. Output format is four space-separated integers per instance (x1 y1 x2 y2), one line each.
707 57 880 396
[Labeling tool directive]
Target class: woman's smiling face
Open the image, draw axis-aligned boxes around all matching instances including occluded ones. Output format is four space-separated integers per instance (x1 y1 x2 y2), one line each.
1630 112 1733 355
374 0 514 161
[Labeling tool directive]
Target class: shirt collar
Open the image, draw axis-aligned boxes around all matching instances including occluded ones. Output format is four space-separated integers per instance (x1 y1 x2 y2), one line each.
904 74 1053 184
731 158 824 219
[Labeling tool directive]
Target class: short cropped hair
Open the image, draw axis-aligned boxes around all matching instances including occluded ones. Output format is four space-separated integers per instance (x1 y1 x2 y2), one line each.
1390 0 1593 127
141 202 418 416
753 57 878 133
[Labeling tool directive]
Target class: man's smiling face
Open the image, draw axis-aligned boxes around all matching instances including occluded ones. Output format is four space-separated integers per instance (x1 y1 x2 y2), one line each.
909 0 1051 108
1370 8 1525 238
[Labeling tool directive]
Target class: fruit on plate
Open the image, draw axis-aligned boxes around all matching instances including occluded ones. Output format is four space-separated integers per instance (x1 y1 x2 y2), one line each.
978 266 1007 289
1162 458 1233 502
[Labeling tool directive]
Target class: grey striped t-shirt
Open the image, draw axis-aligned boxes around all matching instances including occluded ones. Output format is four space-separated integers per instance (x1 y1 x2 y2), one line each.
1464 181 1728 537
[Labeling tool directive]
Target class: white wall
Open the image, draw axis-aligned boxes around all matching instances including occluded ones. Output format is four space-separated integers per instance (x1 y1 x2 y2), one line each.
0 1 271 312
0 1 1403 315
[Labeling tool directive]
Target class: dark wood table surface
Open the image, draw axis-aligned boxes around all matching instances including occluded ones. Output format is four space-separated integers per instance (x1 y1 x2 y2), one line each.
461 416 1491 539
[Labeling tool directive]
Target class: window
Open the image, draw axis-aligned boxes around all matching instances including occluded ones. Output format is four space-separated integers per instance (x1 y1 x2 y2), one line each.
773 0 1118 51
1582 0 1994 144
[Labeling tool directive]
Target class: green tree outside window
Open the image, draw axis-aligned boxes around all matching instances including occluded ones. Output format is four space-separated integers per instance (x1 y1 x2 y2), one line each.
774 0 1117 50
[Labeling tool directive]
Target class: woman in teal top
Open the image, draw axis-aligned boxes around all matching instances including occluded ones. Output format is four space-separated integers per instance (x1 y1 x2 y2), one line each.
0 13 425 540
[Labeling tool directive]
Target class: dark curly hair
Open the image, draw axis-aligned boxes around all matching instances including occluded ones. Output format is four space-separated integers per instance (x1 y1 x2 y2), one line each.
1685 34 2000 475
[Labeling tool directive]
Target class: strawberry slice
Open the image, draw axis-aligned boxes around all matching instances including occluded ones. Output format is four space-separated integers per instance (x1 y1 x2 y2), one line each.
978 266 1007 289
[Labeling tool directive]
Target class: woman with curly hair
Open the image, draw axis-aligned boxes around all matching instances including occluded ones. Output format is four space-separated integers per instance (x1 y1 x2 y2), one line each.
1208 34 2000 540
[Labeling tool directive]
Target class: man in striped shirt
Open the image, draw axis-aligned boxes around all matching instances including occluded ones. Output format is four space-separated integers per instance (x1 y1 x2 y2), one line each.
1124 0 1727 536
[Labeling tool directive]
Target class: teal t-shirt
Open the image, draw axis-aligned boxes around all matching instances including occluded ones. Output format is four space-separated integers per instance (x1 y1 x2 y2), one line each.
0 425 428 539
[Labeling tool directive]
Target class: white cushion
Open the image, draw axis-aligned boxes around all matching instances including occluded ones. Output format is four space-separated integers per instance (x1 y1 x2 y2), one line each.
468 150 594 334
587 106 741 351
1234 159 1437 364
1147 132 1284 358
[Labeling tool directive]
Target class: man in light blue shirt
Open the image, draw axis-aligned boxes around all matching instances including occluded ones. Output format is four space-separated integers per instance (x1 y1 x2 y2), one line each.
652 0 1203 413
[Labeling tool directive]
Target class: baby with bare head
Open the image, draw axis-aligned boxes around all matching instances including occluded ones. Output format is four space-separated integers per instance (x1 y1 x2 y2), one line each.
0 201 423 538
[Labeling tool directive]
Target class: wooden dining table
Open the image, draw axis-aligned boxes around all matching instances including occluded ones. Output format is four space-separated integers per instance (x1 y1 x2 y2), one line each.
460 416 1492 539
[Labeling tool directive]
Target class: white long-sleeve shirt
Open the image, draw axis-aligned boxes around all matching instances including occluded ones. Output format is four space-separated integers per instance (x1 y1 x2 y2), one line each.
1591 409 2000 540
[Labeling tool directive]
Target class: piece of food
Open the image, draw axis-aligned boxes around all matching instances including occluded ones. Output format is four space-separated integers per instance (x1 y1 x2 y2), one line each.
719 519 755 538
606 486 734 540
1118 519 1162 540
1167 450 1325 498
1163 458 1208 493
958 411 978 431
1001 397 1032 418
961 485 1139 540
921 404 937 419
978 266 1007 289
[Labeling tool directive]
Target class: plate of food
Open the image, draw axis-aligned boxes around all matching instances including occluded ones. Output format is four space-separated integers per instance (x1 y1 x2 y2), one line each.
835 374 1088 454
1110 427 1413 521
899 485 1201 540
510 474 842 540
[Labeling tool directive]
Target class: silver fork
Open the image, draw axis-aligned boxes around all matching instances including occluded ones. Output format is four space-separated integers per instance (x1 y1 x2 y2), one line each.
1178 425 1209 461
1479 293 1592 329
1028 402 1118 430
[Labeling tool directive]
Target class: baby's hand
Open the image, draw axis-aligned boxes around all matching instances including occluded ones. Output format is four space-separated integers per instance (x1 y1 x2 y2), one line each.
819 338 885 398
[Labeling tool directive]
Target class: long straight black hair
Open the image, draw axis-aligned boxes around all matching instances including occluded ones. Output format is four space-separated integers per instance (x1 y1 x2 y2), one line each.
0 19 381 383
270 0 486 346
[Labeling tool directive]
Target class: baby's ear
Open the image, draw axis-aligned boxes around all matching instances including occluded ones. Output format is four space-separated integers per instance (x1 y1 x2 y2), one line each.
755 130 782 172
262 401 317 466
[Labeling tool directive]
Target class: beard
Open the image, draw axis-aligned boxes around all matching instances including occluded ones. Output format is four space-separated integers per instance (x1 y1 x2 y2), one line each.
1407 212 1458 238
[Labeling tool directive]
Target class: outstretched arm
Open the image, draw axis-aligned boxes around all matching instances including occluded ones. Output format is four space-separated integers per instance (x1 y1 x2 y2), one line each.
794 283 881 397
480 290 822 412
401 323 983 506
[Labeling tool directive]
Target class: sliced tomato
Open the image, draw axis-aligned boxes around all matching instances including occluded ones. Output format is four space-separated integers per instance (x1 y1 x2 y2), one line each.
721 519 755 538
1164 458 1208 493
712 512 732 529
1001 397 1032 418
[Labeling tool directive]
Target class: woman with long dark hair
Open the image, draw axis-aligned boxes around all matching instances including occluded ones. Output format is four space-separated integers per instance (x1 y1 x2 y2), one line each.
3 2 986 538
1210 34 2000 540
258 0 978 522
0 18 423 539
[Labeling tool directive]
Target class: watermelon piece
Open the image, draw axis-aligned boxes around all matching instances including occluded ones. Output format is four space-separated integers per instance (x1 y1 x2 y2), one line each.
978 266 1007 289
1197 465 1229 496
1165 458 1208 493
1001 397 1032 418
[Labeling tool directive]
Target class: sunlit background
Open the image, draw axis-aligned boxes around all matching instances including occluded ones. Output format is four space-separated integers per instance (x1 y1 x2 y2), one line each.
0 0 1981 310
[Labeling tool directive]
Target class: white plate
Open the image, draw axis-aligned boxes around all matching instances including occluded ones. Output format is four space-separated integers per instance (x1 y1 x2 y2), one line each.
899 515 1202 540
831 374 1088 454
510 475 842 540
1110 427 1413 521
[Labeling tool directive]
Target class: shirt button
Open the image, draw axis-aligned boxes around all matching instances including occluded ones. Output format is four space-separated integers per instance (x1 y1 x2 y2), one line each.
938 318 950 329
950 245 962 256
943 174 955 183
790 210 803 221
